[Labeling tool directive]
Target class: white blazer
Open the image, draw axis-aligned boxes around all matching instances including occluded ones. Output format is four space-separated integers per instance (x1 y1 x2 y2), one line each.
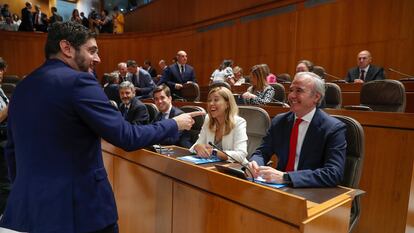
190 115 248 164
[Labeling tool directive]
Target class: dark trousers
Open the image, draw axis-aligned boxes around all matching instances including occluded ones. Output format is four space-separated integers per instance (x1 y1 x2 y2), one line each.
89 223 119 233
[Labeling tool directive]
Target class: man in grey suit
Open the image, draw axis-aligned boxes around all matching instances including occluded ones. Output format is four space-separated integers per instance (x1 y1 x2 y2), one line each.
126 60 156 99
345 50 385 83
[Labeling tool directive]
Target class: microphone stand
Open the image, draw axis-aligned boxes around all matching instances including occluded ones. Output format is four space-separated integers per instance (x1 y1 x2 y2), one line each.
324 72 346 82
388 68 414 78
208 141 255 183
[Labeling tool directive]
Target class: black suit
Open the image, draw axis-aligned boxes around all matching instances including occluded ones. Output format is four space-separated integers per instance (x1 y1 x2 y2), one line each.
119 97 149 125
146 66 157 78
345 65 385 83
18 7 33 31
159 63 196 98
153 106 192 148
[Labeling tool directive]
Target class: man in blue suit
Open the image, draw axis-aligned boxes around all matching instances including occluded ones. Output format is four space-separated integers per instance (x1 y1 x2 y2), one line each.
158 50 197 99
126 60 156 99
0 21 202 233
248 72 346 188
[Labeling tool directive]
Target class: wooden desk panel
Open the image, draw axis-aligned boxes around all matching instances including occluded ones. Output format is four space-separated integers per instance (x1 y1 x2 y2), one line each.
168 102 414 233
102 143 353 233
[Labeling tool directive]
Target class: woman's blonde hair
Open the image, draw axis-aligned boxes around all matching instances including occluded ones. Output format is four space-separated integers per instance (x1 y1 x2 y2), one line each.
207 87 238 135
250 64 270 92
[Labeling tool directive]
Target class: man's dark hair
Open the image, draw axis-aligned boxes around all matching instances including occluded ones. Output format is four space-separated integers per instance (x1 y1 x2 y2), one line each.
45 21 96 59
126 60 138 67
51 7 57 13
0 57 7 70
144 59 151 66
153 84 171 97
113 6 119 11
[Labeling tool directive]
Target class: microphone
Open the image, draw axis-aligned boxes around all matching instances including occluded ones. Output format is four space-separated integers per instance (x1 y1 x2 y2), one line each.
388 68 414 78
208 141 255 183
324 72 346 83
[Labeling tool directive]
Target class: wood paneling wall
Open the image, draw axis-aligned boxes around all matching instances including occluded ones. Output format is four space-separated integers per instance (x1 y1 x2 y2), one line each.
0 0 413 86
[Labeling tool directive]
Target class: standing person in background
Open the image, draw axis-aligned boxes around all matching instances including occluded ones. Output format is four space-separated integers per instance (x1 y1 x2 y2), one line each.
18 2 33 32
71 9 82 24
112 6 124 34
210 59 234 84
126 60 156 99
0 21 201 233
49 6 63 25
159 50 197 99
345 50 385 83
80 12 89 28
241 64 275 105
98 10 112 33
33 5 48 32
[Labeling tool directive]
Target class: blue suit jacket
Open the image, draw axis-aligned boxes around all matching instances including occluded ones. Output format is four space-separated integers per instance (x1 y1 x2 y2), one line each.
345 65 385 83
130 69 156 99
153 106 192 148
0 59 180 233
250 109 346 187
158 63 196 97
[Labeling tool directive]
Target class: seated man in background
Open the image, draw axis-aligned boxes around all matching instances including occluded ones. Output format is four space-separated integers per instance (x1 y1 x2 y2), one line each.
247 72 346 187
103 72 121 106
345 50 385 83
119 81 149 125
152 85 192 148
117 62 129 82
126 60 156 99
0 57 9 215
158 50 197 99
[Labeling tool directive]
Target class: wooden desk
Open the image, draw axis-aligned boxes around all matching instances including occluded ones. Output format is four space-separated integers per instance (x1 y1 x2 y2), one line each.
169 101 414 233
102 143 354 233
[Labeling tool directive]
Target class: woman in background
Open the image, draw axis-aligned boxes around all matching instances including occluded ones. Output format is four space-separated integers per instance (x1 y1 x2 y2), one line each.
190 87 248 164
241 64 275 105
210 59 235 84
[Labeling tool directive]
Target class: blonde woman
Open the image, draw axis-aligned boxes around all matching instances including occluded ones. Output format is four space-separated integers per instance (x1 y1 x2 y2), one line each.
241 64 275 105
190 87 248 164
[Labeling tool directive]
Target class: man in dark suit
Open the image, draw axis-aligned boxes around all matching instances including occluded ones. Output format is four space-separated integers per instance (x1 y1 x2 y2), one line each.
117 62 129 82
18 2 34 32
0 57 9 215
143 59 157 80
103 72 121 106
126 60 156 99
118 81 149 125
345 50 385 83
0 21 201 233
153 85 192 148
33 5 48 32
158 50 197 98
248 72 346 188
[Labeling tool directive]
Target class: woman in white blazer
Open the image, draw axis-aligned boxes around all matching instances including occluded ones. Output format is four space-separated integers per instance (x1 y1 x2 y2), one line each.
190 86 248 164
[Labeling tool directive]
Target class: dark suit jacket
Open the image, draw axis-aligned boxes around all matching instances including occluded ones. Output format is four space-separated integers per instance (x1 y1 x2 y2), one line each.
158 63 196 97
33 11 48 32
119 97 149 125
345 65 385 83
130 69 156 99
103 83 121 106
250 109 346 187
0 59 179 232
153 106 192 148
18 7 33 31
146 66 157 78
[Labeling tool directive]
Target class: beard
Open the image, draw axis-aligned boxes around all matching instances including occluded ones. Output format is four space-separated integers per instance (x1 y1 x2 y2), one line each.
74 50 91 72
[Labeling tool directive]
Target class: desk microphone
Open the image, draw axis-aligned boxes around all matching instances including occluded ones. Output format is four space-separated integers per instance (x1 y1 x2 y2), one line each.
208 141 255 183
388 68 414 78
324 72 346 82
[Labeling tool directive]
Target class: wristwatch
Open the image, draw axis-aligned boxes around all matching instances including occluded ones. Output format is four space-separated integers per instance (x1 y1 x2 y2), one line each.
283 173 292 185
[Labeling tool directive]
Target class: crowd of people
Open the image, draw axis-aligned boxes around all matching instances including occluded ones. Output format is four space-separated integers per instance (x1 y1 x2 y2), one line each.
0 18 388 232
0 1 125 34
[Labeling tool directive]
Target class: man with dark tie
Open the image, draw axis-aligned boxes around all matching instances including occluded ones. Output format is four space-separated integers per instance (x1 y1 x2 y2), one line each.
33 5 48 32
0 21 202 233
345 50 385 83
118 81 149 125
158 50 197 98
247 72 346 187
117 62 129 82
153 85 192 148
126 60 156 99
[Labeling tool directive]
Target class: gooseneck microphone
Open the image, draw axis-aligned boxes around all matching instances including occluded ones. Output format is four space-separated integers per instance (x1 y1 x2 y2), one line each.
208 141 255 183
388 68 414 78
324 72 344 81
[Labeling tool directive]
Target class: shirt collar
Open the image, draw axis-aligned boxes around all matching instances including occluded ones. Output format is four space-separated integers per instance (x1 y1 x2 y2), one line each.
295 107 316 123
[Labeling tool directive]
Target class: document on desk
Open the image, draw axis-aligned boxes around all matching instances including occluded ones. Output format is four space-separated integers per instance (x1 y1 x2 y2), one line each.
177 155 222 165
250 177 286 189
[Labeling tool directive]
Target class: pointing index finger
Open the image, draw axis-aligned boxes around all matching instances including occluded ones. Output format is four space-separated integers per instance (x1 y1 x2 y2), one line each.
188 111 206 118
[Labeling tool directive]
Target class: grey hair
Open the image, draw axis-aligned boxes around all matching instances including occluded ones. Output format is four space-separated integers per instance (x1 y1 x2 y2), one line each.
294 72 325 106
119 81 135 91
118 62 127 68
